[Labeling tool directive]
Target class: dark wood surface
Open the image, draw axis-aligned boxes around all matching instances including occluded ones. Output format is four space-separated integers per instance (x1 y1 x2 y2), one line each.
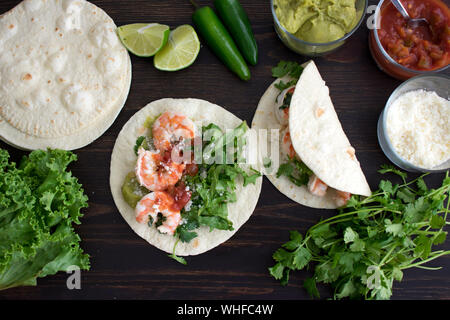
0 0 449 300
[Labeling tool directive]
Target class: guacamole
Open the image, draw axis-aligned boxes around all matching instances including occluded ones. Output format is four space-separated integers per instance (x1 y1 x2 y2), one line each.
274 0 358 43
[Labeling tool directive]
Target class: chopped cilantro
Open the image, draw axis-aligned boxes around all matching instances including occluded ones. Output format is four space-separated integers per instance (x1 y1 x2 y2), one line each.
134 136 146 155
279 91 293 110
133 135 154 156
272 61 304 79
276 157 313 187
172 121 261 263
275 80 297 93
272 60 303 103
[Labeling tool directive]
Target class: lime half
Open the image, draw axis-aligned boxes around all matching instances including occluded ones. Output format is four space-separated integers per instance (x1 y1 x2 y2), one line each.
117 23 170 57
154 25 200 71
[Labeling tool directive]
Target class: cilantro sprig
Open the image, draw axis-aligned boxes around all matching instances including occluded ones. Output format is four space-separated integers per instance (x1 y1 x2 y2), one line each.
269 168 450 300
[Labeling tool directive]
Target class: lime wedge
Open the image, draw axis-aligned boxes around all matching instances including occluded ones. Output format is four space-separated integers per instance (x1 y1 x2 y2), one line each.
154 25 200 71
117 23 170 57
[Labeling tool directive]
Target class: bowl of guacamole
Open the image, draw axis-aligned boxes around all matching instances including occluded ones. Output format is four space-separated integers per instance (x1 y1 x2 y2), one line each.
271 0 368 56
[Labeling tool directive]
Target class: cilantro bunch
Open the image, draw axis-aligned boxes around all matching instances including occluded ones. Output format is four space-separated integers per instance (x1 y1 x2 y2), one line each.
269 166 450 300
0 149 89 290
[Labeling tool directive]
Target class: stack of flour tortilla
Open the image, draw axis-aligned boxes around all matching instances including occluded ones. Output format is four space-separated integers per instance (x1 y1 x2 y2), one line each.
0 0 131 150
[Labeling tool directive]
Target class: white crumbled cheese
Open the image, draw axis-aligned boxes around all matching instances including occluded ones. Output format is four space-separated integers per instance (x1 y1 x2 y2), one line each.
160 162 172 174
386 89 450 169
133 189 146 197
184 200 192 212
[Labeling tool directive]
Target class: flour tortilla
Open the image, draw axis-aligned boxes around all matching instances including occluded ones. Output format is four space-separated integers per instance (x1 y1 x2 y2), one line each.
290 61 371 197
0 0 131 150
110 98 263 256
252 61 370 209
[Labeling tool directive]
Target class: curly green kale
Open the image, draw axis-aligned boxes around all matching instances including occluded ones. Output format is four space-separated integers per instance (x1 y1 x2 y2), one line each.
0 149 90 290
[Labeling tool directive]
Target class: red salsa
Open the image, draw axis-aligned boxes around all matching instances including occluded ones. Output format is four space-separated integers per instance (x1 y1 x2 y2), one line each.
168 181 192 212
378 0 450 71
160 146 196 212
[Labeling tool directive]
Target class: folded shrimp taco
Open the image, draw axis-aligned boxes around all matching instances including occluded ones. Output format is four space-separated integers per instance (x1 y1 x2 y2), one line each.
110 98 262 259
252 60 371 209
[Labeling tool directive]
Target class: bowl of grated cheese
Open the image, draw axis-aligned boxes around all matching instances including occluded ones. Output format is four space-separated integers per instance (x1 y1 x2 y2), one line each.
378 74 450 173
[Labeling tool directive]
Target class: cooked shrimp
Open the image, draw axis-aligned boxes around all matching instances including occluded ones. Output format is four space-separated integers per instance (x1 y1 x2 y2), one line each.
308 175 351 206
135 148 185 191
308 175 328 197
280 127 297 159
275 86 295 126
152 111 196 152
135 191 181 235
335 191 352 208
276 105 290 127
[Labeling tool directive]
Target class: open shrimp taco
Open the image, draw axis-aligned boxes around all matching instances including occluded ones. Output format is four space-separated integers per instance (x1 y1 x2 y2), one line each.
252 60 371 209
110 98 262 260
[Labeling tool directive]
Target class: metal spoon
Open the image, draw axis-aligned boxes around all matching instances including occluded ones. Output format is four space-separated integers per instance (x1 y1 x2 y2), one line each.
390 0 429 28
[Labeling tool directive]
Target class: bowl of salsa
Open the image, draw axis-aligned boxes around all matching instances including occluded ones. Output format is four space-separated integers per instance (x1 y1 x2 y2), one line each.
370 0 450 80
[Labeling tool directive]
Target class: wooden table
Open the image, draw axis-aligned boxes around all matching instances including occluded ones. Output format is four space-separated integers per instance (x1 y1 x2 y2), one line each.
1 0 449 300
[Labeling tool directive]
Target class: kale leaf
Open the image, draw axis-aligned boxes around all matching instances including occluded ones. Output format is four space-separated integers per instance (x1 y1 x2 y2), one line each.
0 149 89 290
